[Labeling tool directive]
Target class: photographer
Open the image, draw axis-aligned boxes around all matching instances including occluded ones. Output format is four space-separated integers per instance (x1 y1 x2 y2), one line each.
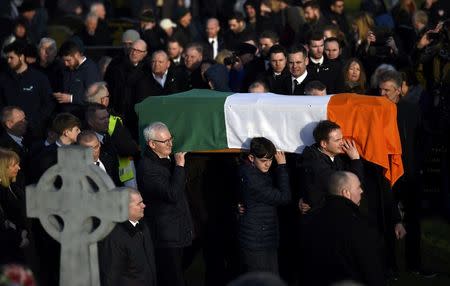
357 26 409 77
227 43 265 92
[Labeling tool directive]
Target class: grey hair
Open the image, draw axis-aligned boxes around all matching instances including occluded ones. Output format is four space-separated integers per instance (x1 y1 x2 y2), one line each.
128 188 141 198
85 81 108 103
143 122 168 142
378 70 402 88
38 37 57 52
370 64 396 89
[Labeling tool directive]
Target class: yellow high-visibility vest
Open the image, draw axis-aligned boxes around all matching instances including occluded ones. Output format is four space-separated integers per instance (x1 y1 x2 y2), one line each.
108 115 134 182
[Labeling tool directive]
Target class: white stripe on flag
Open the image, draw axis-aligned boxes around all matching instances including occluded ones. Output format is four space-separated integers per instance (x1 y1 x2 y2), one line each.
224 93 332 153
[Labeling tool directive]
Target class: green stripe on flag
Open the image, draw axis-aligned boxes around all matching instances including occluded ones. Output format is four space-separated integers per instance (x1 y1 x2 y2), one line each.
135 89 233 152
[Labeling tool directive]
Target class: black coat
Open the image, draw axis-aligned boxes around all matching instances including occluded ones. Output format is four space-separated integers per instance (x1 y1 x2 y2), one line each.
0 67 55 137
307 57 342 94
279 72 316 95
301 195 386 286
396 98 422 178
238 162 291 250
299 144 364 207
134 68 188 103
136 148 193 248
263 68 291 94
99 220 157 286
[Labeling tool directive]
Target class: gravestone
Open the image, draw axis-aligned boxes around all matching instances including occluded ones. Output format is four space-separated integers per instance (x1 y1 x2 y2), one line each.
27 146 129 286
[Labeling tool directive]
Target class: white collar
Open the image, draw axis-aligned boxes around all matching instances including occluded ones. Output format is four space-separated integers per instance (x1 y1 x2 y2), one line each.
7 133 23 147
129 220 139 226
310 56 324 65
292 70 308 84
152 69 168 80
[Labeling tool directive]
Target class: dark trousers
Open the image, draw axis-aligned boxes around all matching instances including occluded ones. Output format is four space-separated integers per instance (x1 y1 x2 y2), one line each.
240 248 279 275
395 177 422 270
155 247 185 286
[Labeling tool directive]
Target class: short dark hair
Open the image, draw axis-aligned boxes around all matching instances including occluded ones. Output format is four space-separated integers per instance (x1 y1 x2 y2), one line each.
229 12 245 22
268 44 287 57
59 40 82 57
303 0 320 10
288 45 308 58
305 80 326 93
259 30 279 44
167 37 183 47
52 113 81 136
308 31 324 44
324 37 341 48
3 41 26 56
313 120 340 144
378 70 402 88
250 137 276 159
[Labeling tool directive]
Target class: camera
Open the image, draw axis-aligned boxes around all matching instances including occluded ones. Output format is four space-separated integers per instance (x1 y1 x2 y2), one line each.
426 32 441 42
224 54 240 66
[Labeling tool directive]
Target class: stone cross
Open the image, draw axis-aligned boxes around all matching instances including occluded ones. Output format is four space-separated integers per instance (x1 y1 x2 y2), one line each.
27 146 129 286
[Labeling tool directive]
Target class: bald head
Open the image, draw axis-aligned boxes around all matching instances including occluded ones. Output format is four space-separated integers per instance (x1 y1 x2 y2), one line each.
328 171 363 206
129 39 148 65
206 18 220 38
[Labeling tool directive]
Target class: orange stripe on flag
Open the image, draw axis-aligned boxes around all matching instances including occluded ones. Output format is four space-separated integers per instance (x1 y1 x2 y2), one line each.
327 93 404 187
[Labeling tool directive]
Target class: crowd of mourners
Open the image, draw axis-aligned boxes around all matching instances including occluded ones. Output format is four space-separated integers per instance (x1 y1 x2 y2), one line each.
0 0 450 285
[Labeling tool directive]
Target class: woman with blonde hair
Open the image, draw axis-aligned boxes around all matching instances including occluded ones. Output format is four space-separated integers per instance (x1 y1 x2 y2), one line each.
0 148 28 264
351 12 375 52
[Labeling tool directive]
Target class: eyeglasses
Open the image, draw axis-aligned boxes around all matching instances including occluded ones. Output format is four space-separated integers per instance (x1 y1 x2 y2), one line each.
151 136 174 145
131 47 147 54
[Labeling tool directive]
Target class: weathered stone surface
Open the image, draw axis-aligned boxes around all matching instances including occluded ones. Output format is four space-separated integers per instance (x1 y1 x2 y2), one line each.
27 146 129 286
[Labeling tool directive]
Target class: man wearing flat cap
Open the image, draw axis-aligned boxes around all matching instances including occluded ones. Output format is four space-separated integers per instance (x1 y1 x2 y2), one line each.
230 42 265 92
172 7 201 48
139 9 166 53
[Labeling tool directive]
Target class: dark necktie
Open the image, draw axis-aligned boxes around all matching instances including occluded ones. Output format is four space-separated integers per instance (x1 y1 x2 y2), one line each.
293 79 300 94
210 40 214 46
95 161 100 166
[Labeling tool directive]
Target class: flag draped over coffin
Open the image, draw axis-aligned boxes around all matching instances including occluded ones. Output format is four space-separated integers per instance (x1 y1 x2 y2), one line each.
136 89 403 186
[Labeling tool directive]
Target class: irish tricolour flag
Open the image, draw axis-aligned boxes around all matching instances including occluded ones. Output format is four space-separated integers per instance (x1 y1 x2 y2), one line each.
136 89 403 185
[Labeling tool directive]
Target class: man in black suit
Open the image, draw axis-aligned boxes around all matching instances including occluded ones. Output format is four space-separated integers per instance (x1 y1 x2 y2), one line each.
301 171 385 286
281 46 315 95
204 18 224 60
137 122 193 286
77 130 121 186
307 32 341 93
84 104 124 178
0 106 30 186
263 45 290 94
99 189 157 286
135 50 188 102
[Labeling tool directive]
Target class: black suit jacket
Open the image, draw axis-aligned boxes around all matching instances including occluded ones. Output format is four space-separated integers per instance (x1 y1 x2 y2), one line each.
307 58 342 94
134 68 188 103
136 148 193 248
280 72 315 95
33 143 58 183
263 68 291 94
99 220 157 286
99 149 122 187
202 35 225 60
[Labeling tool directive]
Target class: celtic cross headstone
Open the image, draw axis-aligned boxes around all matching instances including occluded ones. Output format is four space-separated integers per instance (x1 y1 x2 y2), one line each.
27 146 129 286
